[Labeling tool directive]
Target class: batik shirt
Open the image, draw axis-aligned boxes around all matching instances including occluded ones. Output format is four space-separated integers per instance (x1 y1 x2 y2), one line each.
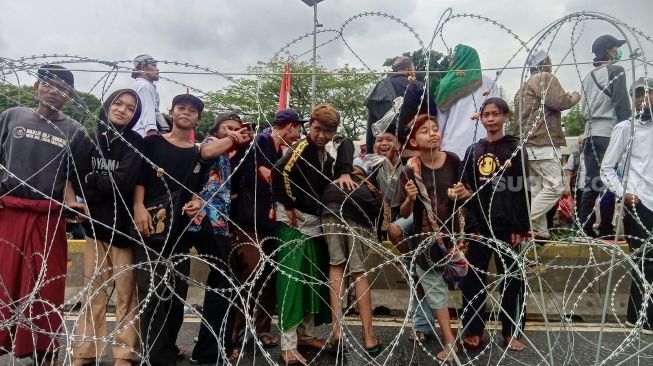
190 153 231 237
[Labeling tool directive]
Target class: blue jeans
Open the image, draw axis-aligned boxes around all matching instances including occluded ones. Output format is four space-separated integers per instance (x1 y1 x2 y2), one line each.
404 258 436 334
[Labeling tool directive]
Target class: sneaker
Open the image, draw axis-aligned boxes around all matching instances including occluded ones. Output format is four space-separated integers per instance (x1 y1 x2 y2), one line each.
642 325 653 335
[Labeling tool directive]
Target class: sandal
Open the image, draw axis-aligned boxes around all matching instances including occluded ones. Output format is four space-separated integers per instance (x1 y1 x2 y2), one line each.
364 336 383 356
408 330 429 343
257 333 279 349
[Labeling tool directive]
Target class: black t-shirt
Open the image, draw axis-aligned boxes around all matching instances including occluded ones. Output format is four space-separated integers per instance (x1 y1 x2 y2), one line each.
393 153 460 235
139 135 203 203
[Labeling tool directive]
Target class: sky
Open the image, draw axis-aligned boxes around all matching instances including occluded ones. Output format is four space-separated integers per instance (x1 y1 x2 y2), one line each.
0 0 651 109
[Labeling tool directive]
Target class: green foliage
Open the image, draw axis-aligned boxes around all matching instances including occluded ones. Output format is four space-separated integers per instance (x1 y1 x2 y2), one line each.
563 104 584 136
0 84 102 131
202 58 380 139
383 49 451 95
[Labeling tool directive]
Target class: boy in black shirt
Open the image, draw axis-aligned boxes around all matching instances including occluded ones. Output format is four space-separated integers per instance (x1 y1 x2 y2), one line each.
133 94 249 365
392 114 468 362
459 97 529 352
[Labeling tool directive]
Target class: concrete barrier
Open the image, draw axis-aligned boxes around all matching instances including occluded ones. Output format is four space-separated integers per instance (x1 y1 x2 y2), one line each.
65 239 632 322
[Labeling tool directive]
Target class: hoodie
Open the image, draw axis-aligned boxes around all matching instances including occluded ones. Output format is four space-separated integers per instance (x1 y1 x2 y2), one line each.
461 135 530 234
73 89 144 247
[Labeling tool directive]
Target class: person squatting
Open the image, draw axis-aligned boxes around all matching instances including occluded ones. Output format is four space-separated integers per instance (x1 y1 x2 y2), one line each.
0 36 650 365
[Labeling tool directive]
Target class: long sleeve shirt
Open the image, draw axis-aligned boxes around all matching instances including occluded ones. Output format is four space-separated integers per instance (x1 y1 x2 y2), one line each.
601 118 653 211
581 64 632 138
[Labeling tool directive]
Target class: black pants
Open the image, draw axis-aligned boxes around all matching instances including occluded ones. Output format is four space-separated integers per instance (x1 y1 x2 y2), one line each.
624 203 653 326
134 240 190 366
460 226 526 338
578 136 615 235
190 228 236 363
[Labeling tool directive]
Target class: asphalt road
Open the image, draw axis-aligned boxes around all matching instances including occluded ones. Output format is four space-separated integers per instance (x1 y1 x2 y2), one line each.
2 318 653 365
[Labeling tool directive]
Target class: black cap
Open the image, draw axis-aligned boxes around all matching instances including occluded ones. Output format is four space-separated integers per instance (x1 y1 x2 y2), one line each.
274 108 307 125
592 35 626 54
171 94 204 114
215 112 242 125
37 65 74 90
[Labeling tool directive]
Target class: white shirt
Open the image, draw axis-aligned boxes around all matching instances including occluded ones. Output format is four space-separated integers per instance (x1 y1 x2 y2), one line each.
438 74 498 159
601 119 653 211
564 152 586 189
130 78 160 137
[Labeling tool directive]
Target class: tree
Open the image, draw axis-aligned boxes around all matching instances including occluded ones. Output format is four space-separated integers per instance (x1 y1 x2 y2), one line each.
0 84 101 131
202 58 380 139
563 104 584 136
383 49 451 95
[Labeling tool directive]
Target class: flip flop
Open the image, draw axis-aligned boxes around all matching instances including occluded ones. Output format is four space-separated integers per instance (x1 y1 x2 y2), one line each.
257 333 279 349
365 336 383 356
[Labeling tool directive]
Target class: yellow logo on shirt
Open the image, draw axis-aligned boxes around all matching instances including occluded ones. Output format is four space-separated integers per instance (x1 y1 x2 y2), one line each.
477 153 500 177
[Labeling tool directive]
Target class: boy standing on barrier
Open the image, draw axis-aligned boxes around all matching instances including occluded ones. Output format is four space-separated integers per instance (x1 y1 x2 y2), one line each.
601 77 653 334
578 35 632 238
271 103 356 365
0 65 86 365
459 98 530 352
515 49 580 240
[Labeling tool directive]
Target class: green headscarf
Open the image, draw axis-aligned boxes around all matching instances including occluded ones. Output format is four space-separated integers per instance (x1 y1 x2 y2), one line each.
435 44 483 111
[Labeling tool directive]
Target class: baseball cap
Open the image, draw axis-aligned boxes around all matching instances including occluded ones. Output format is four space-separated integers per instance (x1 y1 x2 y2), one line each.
592 35 626 55
630 77 653 93
171 94 204 114
131 54 156 78
274 108 307 125
37 65 74 90
527 48 548 68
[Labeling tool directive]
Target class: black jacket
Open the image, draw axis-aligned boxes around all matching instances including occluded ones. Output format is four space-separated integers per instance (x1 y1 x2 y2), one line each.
272 137 352 216
460 135 530 234
366 74 437 147
73 89 144 247
320 139 381 228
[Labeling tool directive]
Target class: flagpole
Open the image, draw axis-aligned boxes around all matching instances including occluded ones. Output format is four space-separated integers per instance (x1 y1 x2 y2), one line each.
300 0 324 108
311 3 317 108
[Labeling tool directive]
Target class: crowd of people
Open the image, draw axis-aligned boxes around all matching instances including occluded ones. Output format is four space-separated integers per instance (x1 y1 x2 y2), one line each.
0 33 651 366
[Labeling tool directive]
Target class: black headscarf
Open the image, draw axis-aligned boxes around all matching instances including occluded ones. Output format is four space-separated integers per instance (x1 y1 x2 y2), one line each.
97 88 142 137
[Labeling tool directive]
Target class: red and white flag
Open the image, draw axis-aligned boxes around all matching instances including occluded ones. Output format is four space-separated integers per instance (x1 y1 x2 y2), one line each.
278 63 291 110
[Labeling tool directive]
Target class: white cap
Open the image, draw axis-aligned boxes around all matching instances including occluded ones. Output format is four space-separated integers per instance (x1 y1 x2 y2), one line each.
527 49 548 68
